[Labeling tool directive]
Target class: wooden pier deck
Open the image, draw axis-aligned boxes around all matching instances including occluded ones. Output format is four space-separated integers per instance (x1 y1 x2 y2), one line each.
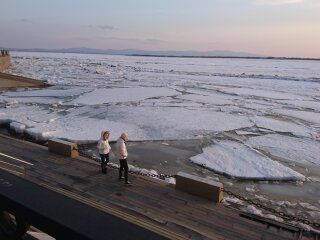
0 134 311 239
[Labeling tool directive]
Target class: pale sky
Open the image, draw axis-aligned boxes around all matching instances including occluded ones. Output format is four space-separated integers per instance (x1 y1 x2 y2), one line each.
1 0 319 57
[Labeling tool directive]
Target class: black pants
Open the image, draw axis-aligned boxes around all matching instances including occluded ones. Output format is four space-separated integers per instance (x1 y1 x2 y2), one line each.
119 159 128 182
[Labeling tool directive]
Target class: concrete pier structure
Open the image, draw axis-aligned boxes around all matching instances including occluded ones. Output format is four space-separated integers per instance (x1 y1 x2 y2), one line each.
0 50 50 88
0 134 317 240
0 51 11 71
0 72 49 88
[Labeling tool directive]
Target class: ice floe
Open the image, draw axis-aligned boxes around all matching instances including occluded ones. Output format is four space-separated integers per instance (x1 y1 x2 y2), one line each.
247 134 320 166
190 140 305 180
235 130 261 136
0 104 254 142
4 88 89 98
2 88 92 105
4 97 64 105
9 122 26 133
219 87 310 100
273 109 320 125
250 116 311 137
72 87 179 105
176 92 235 106
276 99 320 112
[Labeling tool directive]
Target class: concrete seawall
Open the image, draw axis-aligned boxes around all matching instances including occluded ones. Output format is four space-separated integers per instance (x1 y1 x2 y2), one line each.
0 51 50 89
0 56 11 71
0 72 50 88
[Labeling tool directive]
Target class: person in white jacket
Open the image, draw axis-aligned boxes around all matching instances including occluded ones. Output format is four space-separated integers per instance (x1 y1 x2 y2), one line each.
116 132 130 184
97 131 111 174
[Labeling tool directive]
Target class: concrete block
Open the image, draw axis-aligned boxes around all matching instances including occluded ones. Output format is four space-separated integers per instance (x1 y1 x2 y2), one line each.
175 172 223 202
48 138 79 158
0 56 11 71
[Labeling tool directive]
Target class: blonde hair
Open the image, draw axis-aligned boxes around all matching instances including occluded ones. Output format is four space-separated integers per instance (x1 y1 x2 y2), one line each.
121 132 128 140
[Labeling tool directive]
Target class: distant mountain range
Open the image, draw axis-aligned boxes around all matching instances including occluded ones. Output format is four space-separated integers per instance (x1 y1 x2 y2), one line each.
2 47 319 60
2 47 263 58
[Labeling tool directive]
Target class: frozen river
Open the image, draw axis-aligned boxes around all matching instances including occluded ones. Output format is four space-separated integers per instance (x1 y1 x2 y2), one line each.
1 52 320 226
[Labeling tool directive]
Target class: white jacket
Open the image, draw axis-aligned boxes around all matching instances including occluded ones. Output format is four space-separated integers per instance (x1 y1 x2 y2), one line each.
116 137 128 159
97 131 111 154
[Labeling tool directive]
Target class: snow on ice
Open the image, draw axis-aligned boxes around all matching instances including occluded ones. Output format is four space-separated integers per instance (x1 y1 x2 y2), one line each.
0 104 254 142
72 87 179 105
250 116 311 137
1 52 320 182
247 134 320 166
190 140 305 181
273 109 320 125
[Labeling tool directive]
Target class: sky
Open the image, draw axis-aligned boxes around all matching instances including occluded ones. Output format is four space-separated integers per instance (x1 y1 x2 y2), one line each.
1 0 320 58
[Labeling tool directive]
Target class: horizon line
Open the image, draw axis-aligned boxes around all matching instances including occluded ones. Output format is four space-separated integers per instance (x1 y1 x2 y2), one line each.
2 47 320 61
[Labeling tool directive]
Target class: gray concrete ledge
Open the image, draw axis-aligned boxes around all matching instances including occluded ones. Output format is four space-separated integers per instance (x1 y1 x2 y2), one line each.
175 171 223 202
48 138 79 158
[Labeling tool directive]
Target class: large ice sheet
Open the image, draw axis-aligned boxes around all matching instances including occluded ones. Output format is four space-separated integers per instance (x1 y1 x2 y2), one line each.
2 88 91 105
4 88 89 97
27 116 146 142
0 103 254 141
239 100 280 111
7 104 250 142
8 52 320 83
247 134 320 166
273 109 320 125
276 99 320 112
176 93 235 105
72 87 179 105
250 116 311 137
0 105 146 141
2 97 62 105
190 141 305 180
219 87 311 100
98 106 254 140
0 105 51 127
